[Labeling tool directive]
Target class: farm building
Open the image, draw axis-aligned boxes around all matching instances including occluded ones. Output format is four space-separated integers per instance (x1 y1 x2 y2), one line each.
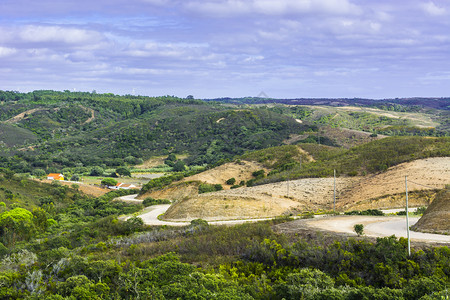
109 183 137 190
47 173 64 180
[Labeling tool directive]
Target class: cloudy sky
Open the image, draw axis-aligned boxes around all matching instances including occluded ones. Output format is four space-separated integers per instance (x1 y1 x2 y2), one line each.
1 0 450 99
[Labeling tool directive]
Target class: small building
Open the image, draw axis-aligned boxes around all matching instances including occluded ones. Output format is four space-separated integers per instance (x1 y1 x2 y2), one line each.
47 173 64 181
109 183 137 190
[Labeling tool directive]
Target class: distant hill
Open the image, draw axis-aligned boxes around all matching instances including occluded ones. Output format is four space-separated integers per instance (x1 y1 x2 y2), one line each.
0 90 312 171
206 96 450 110
411 187 450 234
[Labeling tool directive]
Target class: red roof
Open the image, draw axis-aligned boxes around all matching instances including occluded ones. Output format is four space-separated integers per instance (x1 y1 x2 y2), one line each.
47 173 63 179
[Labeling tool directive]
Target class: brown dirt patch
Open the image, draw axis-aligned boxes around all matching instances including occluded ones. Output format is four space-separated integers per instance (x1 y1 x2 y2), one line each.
412 188 450 234
38 179 109 197
164 157 450 221
323 127 386 148
138 181 201 201
338 157 450 210
4 108 46 124
183 160 268 188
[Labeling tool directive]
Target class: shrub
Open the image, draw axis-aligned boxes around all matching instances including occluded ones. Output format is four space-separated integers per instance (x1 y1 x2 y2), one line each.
354 224 364 236
101 178 118 187
198 183 223 194
252 170 265 179
90 166 104 176
172 160 186 172
347 171 358 177
190 219 208 227
226 178 236 185
213 184 223 191
414 206 427 215
142 198 171 207
32 168 46 177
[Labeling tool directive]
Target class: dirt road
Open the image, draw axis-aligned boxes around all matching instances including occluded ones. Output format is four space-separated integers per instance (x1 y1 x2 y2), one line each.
302 215 450 243
128 202 450 243
130 204 274 226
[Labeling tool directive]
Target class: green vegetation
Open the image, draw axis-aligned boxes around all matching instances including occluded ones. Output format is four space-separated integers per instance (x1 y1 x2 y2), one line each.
199 183 223 194
0 90 311 174
142 197 171 207
345 209 385 216
354 224 364 236
245 136 450 186
0 91 449 298
0 211 448 299
101 178 118 187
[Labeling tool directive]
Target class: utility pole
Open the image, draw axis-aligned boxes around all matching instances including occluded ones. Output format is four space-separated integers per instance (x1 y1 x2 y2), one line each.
333 169 336 211
287 172 289 198
405 176 411 257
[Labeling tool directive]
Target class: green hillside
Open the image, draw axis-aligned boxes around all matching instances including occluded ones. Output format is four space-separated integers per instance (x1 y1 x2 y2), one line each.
0 124 37 148
0 91 312 172
240 136 450 185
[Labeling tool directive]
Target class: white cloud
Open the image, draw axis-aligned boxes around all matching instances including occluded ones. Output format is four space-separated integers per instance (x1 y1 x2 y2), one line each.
19 25 104 45
185 0 360 17
421 2 446 16
0 47 17 57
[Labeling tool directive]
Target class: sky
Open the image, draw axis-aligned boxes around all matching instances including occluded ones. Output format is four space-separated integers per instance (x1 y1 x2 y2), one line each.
1 0 450 99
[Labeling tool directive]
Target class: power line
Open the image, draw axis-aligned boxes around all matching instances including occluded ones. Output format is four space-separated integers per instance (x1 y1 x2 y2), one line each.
407 180 440 190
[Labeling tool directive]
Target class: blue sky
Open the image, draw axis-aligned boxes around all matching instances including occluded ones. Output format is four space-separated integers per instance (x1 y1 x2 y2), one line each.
1 0 450 99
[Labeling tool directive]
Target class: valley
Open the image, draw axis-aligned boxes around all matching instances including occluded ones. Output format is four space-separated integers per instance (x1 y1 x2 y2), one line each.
0 90 449 299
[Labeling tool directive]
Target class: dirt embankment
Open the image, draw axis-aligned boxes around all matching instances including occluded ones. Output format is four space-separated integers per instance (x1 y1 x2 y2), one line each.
163 177 355 221
138 160 268 202
412 188 450 234
163 157 450 221
338 157 450 210
183 160 268 187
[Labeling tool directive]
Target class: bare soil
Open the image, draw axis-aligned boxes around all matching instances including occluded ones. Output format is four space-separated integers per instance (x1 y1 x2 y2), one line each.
38 179 109 197
182 161 268 187
4 108 46 123
163 157 450 221
338 157 450 210
412 188 450 234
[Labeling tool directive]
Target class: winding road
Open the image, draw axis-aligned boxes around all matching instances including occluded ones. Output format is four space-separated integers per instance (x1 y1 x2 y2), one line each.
118 195 449 243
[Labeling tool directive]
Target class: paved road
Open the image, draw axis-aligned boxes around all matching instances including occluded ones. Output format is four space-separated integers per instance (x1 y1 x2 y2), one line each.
134 204 274 226
116 194 143 202
118 196 449 243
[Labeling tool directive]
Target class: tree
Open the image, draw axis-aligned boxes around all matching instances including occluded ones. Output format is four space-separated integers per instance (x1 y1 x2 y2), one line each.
0 208 35 246
101 178 118 187
354 224 364 236
90 166 104 176
164 154 177 167
115 167 131 177
172 160 186 172
32 168 46 177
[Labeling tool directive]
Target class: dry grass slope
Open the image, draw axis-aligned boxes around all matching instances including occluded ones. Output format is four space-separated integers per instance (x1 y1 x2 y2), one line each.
162 157 450 221
412 188 450 234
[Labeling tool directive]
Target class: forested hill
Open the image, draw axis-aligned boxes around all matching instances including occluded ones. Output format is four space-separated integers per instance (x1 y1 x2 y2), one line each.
0 90 312 171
